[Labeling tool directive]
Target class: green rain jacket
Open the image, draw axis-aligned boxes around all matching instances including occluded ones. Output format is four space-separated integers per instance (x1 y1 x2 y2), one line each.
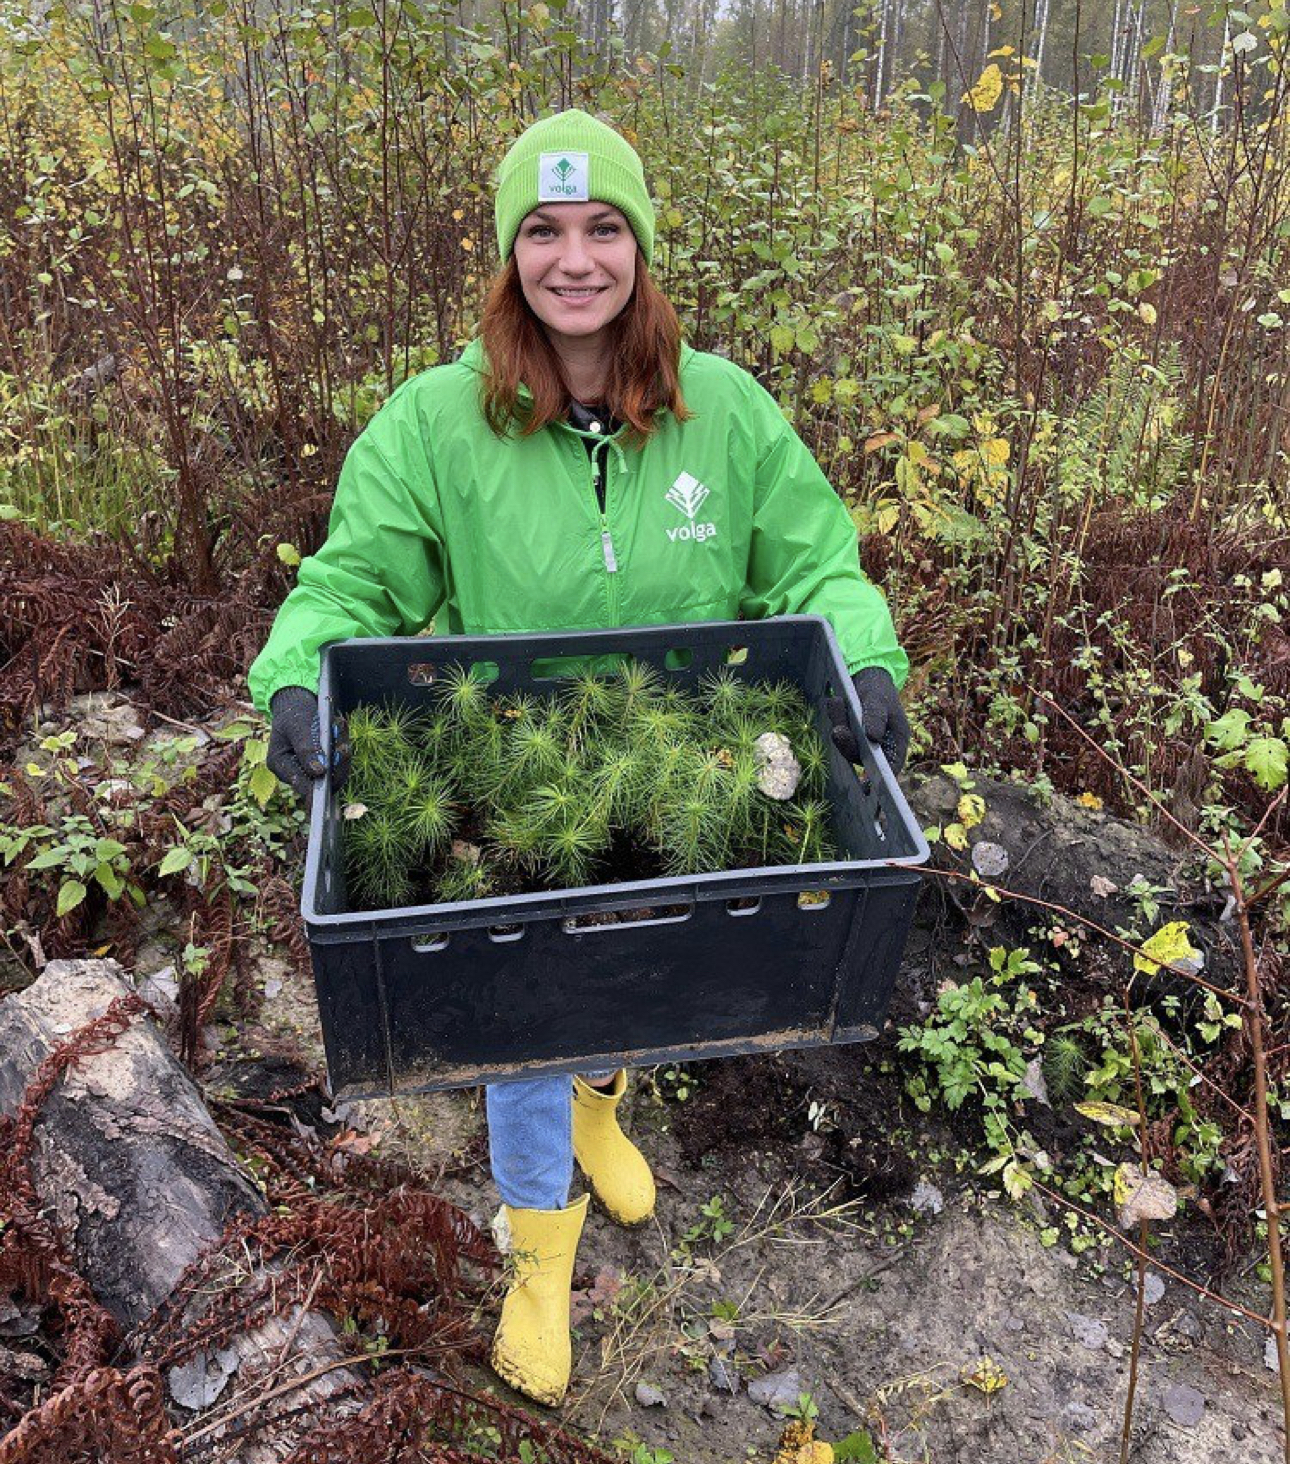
247 339 908 710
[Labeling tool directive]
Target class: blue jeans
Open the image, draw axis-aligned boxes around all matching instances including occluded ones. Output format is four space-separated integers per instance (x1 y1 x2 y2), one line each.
487 1069 616 1210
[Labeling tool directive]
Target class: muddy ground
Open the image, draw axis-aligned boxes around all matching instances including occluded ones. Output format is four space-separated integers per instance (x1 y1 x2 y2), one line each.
196 919 1284 1463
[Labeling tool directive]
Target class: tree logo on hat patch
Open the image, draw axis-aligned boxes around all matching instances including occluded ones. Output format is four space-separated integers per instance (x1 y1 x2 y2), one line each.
538 150 589 202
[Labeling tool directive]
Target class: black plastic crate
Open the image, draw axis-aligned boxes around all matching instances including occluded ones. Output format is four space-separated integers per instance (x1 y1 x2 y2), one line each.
304 617 928 1098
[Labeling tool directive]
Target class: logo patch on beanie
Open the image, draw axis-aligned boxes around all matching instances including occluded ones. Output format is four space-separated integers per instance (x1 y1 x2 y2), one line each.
538 151 589 202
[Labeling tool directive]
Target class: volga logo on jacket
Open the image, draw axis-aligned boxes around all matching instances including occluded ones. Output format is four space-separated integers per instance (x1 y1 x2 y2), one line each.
664 472 717 543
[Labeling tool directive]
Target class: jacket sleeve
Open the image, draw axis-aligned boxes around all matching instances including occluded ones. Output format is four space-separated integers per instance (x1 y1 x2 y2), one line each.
247 380 447 711
738 378 909 687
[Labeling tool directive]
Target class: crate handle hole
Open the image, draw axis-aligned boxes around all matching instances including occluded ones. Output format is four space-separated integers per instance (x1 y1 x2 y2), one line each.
408 662 437 686
470 660 500 685
563 904 692 933
411 932 450 953
664 647 693 670
531 652 628 681
488 924 525 943
726 896 761 916
725 645 749 665
797 890 832 911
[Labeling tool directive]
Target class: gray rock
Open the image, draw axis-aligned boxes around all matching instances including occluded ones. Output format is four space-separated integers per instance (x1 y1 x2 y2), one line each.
747 1366 803 1413
168 1346 239 1410
1161 1383 1205 1428
1268 1337 1280 1373
635 1381 667 1408
1066 1312 1109 1351
708 1355 740 1395
754 732 801 800
909 1180 944 1216
971 840 1010 878
1020 1057 1050 1107
1143 1271 1166 1307
1063 1401 1098 1432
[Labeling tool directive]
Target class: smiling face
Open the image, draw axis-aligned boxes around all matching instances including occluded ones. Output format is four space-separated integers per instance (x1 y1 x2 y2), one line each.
512 202 637 360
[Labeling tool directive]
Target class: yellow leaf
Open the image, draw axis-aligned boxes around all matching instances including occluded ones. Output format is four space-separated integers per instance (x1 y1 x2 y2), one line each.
944 821 968 851
1138 301 1157 325
981 437 1010 466
963 63 1005 112
461 236 475 252
1074 1100 1141 1128
1134 921 1200 977
962 1355 1008 1394
957 792 986 829
865 431 899 453
276 542 301 568
26 762 45 777
1076 791 1103 810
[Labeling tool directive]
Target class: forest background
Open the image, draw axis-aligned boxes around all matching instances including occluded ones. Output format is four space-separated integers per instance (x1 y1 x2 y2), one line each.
0 0 1288 1457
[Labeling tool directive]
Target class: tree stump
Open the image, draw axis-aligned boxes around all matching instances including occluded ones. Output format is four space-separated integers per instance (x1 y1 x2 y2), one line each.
0 959 358 1459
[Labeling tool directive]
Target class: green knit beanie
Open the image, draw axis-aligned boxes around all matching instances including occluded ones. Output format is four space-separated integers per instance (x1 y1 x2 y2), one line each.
494 109 655 266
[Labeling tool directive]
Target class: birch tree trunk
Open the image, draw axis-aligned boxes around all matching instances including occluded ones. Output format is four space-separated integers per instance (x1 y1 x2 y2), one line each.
1150 0 1179 135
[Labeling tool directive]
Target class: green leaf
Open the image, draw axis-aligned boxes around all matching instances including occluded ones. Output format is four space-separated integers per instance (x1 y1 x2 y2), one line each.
250 762 278 809
1206 707 1251 751
1244 736 1288 791
26 848 65 871
159 846 193 877
213 720 257 742
144 34 177 58
94 862 125 900
95 837 127 862
769 323 794 358
276 542 302 568
56 880 87 917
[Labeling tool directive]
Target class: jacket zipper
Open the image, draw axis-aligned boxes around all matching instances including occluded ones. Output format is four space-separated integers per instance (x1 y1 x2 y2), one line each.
590 444 620 624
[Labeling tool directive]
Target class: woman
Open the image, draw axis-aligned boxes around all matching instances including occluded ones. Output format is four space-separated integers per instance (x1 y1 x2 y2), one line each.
251 109 910 1407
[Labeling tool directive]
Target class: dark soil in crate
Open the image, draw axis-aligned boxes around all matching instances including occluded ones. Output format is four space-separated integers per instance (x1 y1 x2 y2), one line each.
671 1044 916 1202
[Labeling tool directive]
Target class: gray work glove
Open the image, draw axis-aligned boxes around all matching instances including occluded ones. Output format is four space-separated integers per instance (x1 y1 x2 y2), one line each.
826 667 910 776
267 686 350 803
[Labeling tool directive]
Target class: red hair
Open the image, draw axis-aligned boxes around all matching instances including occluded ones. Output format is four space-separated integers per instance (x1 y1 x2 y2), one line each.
479 251 690 442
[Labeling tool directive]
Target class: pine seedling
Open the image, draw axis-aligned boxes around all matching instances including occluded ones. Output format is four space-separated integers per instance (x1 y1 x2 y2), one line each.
494 714 569 804
347 704 415 792
436 853 496 904
611 659 662 729
454 715 506 805
522 780 581 835
777 798 836 865
485 809 545 871
563 672 618 747
436 662 492 733
415 711 455 769
1043 1033 1090 1104
750 679 809 734
589 745 650 825
346 807 417 908
395 760 456 853
698 668 750 728
795 725 830 799
655 793 726 876
541 808 609 888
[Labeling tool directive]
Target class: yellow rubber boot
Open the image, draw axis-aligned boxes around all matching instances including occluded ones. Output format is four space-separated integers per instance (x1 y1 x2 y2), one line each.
572 1071 656 1227
490 1194 589 1407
